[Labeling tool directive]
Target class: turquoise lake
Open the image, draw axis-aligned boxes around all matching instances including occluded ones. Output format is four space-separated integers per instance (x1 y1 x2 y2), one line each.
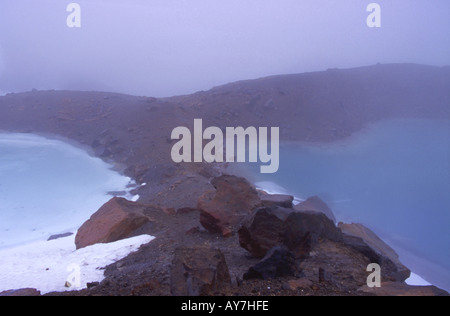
245 118 450 291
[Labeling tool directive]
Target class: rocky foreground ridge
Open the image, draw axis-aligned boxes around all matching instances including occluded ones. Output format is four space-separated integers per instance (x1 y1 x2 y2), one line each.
3 175 447 296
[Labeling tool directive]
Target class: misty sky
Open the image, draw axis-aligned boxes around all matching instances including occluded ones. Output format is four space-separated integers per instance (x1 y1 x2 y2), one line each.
1 0 449 97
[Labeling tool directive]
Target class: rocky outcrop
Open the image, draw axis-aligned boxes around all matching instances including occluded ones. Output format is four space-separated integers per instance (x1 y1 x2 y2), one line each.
75 197 151 249
338 223 410 282
197 175 261 237
238 205 342 259
294 196 336 224
170 245 232 296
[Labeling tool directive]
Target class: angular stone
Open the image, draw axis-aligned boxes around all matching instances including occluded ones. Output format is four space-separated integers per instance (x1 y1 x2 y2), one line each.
283 211 342 258
75 197 150 249
238 206 292 258
198 175 261 236
170 245 231 296
243 246 298 280
239 205 342 259
258 191 294 208
338 223 410 282
294 196 336 224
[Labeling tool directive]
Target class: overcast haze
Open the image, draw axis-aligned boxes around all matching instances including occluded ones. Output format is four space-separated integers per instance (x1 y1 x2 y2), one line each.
1 0 449 97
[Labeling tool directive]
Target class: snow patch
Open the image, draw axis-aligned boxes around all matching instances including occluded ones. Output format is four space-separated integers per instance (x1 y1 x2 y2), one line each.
0 234 154 294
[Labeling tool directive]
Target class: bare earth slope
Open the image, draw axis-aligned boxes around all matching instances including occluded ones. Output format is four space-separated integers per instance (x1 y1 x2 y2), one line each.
1 63 449 208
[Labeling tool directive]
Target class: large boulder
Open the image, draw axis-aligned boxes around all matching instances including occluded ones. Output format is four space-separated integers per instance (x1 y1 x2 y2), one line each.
283 211 342 258
170 245 231 296
239 205 342 258
294 196 336 224
238 206 291 258
75 197 151 249
198 175 261 236
338 223 411 282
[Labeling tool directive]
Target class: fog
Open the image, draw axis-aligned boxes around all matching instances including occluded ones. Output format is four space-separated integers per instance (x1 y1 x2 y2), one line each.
1 0 449 97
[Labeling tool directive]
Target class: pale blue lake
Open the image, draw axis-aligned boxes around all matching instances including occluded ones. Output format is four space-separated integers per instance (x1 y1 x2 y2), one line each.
0 134 134 250
245 118 450 291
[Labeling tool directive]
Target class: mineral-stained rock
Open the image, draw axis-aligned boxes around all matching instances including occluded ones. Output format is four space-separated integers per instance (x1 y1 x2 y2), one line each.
338 223 410 282
75 197 151 249
243 246 298 280
294 196 336 224
170 245 231 296
198 175 261 236
239 205 342 258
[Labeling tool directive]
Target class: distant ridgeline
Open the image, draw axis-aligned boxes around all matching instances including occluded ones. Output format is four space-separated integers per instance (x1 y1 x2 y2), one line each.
0 63 448 178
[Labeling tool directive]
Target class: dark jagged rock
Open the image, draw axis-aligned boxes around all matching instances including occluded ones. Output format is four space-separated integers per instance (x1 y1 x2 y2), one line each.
170 245 231 296
283 211 342 258
243 246 298 280
198 175 261 236
238 206 291 258
294 196 336 224
338 223 410 282
239 205 342 259
258 191 294 208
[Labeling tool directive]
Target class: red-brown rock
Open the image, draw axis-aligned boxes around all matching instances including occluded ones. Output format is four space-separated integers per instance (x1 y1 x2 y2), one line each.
75 197 151 249
198 175 261 236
